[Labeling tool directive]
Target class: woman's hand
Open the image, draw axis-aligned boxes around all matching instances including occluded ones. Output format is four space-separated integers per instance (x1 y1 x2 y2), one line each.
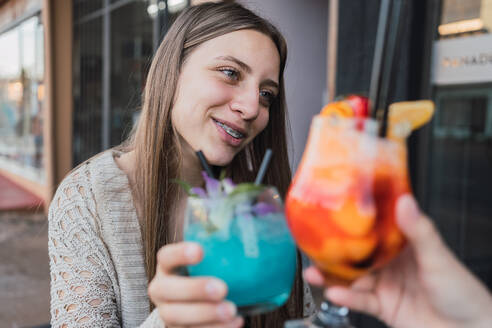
148 242 244 328
305 194 492 328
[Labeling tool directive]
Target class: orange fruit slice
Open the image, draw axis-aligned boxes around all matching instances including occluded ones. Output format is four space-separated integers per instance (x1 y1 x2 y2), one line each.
331 196 376 237
388 100 435 132
320 101 354 118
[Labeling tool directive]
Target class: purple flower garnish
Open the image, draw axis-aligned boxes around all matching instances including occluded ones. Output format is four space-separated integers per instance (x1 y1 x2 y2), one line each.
190 187 207 198
202 171 221 197
252 202 278 216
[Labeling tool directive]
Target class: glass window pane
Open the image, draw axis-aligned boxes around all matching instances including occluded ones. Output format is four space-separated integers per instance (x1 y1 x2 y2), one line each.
429 85 492 288
110 1 153 146
73 0 103 21
73 17 103 165
439 0 491 39
441 0 482 23
0 15 45 182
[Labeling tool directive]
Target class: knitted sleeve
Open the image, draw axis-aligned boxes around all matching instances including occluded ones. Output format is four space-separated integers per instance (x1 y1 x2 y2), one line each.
48 167 163 327
304 282 316 317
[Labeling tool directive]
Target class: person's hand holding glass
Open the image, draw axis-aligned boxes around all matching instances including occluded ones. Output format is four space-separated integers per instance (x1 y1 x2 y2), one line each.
149 154 298 328
284 113 412 328
184 173 297 316
304 193 492 328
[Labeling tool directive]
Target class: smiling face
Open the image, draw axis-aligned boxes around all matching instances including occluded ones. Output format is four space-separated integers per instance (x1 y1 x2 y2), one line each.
171 29 281 166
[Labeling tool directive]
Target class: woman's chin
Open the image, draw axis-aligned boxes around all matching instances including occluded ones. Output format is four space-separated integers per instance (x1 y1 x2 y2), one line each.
208 156 234 167
205 150 237 167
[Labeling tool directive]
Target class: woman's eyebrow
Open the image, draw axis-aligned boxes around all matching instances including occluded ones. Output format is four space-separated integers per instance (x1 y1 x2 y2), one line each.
214 55 252 73
214 55 279 90
262 79 279 91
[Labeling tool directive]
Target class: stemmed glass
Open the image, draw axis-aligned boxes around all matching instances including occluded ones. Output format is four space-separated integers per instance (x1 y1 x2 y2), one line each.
184 181 297 315
284 116 411 327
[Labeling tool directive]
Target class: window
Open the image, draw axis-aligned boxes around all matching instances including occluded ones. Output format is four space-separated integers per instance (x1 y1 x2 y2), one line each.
428 84 492 288
0 15 45 182
72 0 189 165
438 0 491 39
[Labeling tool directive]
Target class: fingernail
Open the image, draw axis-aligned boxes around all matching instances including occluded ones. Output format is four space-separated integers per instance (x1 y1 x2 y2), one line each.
205 279 226 298
217 302 236 321
184 244 200 260
397 194 420 223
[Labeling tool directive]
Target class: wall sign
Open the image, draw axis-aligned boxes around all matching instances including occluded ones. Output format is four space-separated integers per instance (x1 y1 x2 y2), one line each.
432 34 492 85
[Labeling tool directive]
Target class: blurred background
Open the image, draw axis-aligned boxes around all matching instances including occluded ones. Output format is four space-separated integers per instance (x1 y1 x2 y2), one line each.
0 0 491 327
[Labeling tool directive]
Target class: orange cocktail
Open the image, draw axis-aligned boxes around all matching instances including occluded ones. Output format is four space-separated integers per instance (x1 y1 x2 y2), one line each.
286 116 410 285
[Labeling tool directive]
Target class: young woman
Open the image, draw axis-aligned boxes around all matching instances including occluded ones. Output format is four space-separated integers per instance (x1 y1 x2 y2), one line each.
48 2 314 327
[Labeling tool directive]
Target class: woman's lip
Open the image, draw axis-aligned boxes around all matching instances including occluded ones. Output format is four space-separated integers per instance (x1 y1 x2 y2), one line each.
212 117 248 137
213 119 244 147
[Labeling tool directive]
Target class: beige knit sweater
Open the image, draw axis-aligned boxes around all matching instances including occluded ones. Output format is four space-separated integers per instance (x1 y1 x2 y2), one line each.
48 150 315 327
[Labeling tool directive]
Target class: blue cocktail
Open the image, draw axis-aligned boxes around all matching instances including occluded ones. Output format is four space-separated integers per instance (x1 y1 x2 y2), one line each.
183 181 297 315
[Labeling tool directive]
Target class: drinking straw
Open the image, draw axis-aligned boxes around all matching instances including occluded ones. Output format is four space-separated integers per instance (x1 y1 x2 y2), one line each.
379 0 409 137
196 150 215 179
368 0 392 119
327 0 339 103
254 149 273 185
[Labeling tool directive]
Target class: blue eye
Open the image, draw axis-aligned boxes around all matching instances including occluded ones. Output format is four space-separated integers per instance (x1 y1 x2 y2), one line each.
220 68 239 80
260 90 276 107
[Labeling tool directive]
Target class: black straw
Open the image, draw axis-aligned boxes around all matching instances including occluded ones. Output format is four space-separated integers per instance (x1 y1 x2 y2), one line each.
254 149 273 185
379 0 408 137
196 151 215 179
369 0 392 119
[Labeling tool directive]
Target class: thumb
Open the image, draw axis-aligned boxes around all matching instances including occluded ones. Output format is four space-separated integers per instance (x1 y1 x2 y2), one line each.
396 194 446 262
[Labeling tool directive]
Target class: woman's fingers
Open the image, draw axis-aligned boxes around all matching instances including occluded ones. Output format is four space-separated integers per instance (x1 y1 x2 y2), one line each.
157 301 238 327
150 243 243 327
157 242 203 273
150 243 228 303
325 286 381 318
150 275 227 302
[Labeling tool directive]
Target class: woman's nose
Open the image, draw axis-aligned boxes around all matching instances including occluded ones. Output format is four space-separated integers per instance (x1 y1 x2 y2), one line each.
229 86 260 120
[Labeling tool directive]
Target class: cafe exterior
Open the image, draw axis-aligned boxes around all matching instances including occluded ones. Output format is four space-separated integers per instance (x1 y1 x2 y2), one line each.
336 0 492 311
0 0 330 208
0 1 490 326
0 0 194 207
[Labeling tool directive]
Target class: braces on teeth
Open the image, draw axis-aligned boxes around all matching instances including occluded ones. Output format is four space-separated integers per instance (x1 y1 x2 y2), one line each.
216 121 244 139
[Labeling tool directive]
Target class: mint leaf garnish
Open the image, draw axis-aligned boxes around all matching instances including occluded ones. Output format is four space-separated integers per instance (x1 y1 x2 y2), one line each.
229 183 265 197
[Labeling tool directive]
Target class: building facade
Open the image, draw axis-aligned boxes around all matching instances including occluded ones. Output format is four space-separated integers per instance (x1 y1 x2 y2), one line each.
0 0 193 206
336 3 492 326
426 0 492 293
0 0 329 206
0 1 490 327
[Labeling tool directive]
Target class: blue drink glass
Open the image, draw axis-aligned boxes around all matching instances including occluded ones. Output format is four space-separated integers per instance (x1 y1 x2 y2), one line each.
184 186 297 315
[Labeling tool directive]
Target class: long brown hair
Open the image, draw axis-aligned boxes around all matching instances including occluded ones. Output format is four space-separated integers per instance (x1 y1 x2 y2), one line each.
126 2 303 326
